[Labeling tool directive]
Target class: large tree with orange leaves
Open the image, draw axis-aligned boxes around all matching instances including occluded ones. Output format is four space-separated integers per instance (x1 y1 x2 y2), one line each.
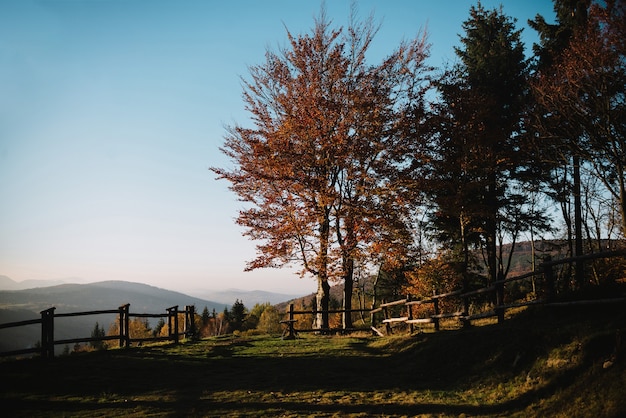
212 8 430 329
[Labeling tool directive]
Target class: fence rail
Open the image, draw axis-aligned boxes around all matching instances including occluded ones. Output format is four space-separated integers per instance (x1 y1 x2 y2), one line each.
370 249 626 335
0 304 197 359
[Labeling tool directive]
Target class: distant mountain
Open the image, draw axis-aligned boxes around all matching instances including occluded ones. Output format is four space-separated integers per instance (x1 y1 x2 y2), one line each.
0 276 86 291
0 280 225 354
0 280 225 314
0 275 18 290
190 288 303 306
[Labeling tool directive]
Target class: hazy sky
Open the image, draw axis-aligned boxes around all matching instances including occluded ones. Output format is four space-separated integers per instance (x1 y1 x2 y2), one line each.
0 0 554 295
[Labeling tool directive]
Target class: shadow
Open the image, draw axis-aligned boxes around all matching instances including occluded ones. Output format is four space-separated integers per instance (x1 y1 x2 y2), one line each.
2 303 625 417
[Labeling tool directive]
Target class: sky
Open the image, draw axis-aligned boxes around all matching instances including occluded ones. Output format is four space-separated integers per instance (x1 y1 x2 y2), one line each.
0 0 555 296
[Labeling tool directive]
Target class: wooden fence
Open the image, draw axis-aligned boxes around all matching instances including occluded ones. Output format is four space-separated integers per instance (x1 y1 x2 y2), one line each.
370 249 626 335
279 303 372 339
0 304 196 359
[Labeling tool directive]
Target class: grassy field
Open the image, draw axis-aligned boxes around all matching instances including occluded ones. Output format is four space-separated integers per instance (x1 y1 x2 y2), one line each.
1 303 625 417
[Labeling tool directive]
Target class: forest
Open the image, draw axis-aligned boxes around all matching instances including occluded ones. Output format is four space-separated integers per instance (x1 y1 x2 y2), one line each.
212 0 626 330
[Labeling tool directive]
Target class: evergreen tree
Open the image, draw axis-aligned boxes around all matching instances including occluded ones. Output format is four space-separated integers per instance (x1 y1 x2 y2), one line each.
90 322 106 350
153 317 166 338
427 3 550 307
201 306 211 327
229 299 247 332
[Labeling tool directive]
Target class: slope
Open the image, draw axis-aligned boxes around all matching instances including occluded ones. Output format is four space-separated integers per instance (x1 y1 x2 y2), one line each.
0 280 226 353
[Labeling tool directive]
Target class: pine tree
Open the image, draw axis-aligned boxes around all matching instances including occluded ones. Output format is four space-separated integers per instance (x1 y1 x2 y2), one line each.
229 299 247 332
201 306 211 327
90 322 106 350
153 317 166 338
427 3 549 311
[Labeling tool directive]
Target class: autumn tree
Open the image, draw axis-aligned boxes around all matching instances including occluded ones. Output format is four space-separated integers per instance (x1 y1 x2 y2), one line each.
213 7 430 329
256 305 282 335
108 317 152 340
425 4 550 316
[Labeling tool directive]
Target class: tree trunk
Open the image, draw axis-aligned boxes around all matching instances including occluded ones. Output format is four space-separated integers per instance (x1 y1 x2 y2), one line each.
573 155 584 288
315 211 331 330
342 258 354 329
315 278 330 330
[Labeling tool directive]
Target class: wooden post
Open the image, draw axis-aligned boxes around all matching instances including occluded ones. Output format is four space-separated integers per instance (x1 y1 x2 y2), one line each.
383 303 392 335
123 304 130 347
543 256 555 303
281 303 296 340
462 278 471 329
433 299 440 332
40 307 55 359
118 305 124 348
167 306 179 344
406 295 414 334
184 305 195 339
496 274 505 324
118 304 130 348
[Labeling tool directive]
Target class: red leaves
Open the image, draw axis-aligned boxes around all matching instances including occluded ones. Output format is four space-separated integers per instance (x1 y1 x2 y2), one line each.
211 9 430 284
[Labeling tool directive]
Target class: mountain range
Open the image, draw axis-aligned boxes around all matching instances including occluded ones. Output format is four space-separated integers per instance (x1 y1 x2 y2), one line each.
0 277 302 354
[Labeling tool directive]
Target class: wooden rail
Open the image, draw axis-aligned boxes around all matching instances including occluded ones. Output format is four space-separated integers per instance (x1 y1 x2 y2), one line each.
0 304 197 359
279 303 372 338
278 250 626 337
371 249 626 335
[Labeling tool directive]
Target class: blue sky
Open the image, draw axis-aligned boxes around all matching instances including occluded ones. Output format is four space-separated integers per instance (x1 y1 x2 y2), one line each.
0 0 555 295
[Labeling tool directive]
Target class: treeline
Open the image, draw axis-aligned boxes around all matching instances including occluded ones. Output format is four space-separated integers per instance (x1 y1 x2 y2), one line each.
213 1 626 329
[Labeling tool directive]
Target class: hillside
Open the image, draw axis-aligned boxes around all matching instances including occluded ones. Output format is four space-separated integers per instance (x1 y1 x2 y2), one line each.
0 280 227 353
0 302 624 417
0 275 82 291
190 288 303 306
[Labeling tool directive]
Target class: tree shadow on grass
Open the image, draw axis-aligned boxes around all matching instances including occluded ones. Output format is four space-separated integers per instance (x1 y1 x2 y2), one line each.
2 305 625 417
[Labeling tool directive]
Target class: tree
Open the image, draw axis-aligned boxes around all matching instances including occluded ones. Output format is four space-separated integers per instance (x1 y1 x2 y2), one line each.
90 322 106 350
245 302 271 330
529 0 592 287
129 318 152 340
201 306 211 327
229 299 247 332
426 4 550 317
153 317 166 338
256 305 282 335
212 6 430 329
532 1 626 239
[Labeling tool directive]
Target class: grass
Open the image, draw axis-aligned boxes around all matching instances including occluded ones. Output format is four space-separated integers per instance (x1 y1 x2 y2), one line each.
1 302 625 417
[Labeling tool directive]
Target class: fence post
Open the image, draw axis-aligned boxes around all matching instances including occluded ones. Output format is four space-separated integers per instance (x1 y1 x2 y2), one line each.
118 304 130 348
282 303 296 340
433 299 440 332
496 275 505 324
184 305 195 339
383 303 392 335
406 295 414 334
40 307 55 359
542 256 555 303
167 306 179 344
118 305 124 348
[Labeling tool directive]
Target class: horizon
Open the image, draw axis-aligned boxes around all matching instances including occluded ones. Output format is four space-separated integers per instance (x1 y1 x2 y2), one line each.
0 1 555 295
0 274 306 297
